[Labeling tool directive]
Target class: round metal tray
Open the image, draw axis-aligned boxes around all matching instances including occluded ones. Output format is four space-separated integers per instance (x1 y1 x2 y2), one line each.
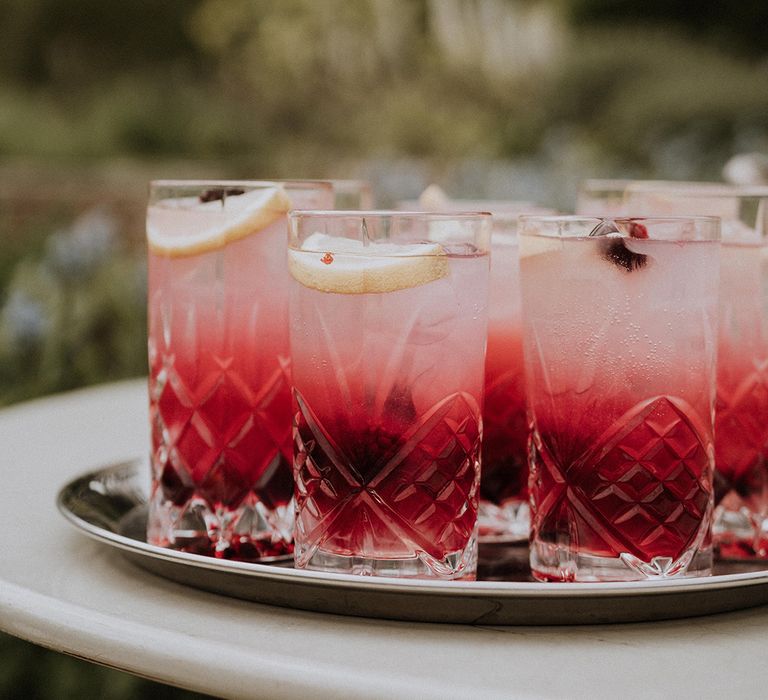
57 460 768 625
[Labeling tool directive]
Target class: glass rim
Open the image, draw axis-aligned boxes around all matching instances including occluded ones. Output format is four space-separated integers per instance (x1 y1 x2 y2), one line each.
520 214 720 223
580 178 637 189
397 198 538 208
149 179 334 191
396 199 552 220
289 209 492 220
625 181 768 199
519 215 721 240
299 178 371 187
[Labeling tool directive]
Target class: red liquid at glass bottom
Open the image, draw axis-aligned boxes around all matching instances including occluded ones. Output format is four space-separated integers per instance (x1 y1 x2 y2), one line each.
293 391 481 578
479 334 529 540
148 361 295 561
713 365 768 559
530 395 713 582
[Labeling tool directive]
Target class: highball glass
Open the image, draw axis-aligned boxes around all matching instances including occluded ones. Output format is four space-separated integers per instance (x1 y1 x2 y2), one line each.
146 180 333 560
289 211 491 578
520 215 720 581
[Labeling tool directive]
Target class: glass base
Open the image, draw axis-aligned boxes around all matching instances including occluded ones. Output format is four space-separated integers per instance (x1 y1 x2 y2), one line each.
714 505 768 559
295 534 478 580
530 540 713 582
147 490 294 560
478 499 529 543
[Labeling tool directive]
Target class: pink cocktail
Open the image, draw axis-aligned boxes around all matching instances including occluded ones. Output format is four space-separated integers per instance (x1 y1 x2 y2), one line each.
479 206 558 541
715 241 768 557
520 216 720 582
398 191 554 541
146 180 333 560
289 211 491 578
627 183 768 557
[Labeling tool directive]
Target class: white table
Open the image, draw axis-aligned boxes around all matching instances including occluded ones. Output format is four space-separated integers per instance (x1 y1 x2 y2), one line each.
1 379 766 699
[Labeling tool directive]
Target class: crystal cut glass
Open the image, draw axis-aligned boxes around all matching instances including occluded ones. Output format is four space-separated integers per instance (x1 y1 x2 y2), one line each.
289 210 491 578
520 215 720 581
146 180 333 560
626 182 768 558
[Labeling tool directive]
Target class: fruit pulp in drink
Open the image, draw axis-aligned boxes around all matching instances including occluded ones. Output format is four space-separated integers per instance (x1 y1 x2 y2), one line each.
290 243 488 578
147 196 296 560
521 233 718 581
479 232 529 540
713 242 768 558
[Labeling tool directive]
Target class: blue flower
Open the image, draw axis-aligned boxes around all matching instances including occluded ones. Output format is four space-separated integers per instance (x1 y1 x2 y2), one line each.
1 289 50 347
46 207 119 278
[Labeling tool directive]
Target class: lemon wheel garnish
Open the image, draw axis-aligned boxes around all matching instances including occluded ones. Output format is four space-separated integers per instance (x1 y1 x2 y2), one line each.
147 187 291 257
289 232 449 294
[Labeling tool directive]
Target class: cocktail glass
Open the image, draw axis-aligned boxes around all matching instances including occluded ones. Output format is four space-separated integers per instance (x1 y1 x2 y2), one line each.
291 179 374 209
398 192 556 541
289 210 491 578
146 180 333 560
330 179 375 209
520 215 720 582
626 182 768 558
575 179 634 216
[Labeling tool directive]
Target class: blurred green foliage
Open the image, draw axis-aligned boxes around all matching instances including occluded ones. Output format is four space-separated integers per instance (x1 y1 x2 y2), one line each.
0 201 147 405
0 0 764 175
566 0 768 58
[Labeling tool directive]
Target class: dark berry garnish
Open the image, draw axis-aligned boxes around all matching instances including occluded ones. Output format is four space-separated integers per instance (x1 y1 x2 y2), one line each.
590 219 648 272
602 240 648 271
628 221 649 239
199 187 245 203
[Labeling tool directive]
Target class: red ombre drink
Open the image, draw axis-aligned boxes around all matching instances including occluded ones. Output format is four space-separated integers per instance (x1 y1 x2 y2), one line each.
627 183 768 557
520 216 720 582
481 315 526 522
478 206 558 541
289 211 490 578
398 190 555 541
715 241 768 556
146 180 333 560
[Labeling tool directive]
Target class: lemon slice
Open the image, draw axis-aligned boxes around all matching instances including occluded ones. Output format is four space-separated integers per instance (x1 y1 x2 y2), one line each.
289 232 449 294
147 186 291 257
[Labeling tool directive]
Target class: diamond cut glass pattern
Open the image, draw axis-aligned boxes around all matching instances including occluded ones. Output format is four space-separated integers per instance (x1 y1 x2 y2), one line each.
294 391 481 567
531 396 712 569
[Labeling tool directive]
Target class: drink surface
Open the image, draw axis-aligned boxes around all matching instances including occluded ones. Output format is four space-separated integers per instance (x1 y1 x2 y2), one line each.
147 201 294 559
521 234 718 580
290 246 488 576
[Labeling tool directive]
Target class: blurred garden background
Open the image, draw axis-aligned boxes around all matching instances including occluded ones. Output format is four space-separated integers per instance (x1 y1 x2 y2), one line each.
1 0 767 697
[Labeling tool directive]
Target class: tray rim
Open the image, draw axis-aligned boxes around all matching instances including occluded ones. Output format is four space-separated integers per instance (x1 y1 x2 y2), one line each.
56 459 768 600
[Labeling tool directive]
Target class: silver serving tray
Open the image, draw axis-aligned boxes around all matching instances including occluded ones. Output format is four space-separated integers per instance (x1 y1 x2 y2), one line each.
57 460 768 625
